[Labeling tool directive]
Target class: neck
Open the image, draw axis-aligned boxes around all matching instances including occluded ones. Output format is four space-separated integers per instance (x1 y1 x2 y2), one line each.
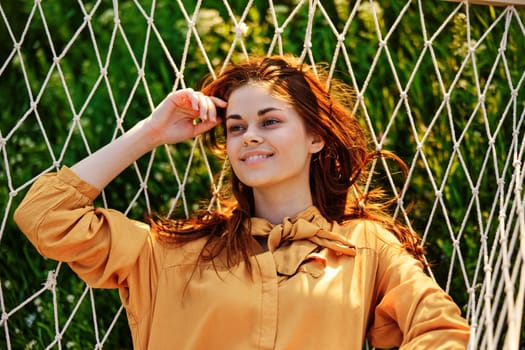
252 187 314 224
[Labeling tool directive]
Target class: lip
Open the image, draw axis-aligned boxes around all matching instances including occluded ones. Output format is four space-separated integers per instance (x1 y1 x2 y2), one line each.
240 151 274 162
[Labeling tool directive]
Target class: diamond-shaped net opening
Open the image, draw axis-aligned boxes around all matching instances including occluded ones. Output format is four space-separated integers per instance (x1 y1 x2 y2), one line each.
0 1 524 349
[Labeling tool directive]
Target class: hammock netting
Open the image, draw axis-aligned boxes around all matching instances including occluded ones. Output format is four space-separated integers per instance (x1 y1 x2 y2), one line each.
0 0 524 349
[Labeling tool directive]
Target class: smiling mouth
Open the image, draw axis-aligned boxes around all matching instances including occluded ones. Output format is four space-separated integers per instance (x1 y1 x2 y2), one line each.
242 154 273 162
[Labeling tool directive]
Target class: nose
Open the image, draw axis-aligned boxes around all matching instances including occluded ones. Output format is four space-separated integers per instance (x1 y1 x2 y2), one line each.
242 129 263 146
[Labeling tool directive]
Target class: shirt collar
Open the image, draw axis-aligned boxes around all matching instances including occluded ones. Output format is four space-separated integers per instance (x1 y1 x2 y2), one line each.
249 206 356 276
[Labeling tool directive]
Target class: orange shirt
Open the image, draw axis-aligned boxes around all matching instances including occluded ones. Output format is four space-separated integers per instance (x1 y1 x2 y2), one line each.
14 167 470 349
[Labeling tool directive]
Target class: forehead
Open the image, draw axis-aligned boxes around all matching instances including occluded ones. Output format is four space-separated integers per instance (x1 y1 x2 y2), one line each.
226 83 291 113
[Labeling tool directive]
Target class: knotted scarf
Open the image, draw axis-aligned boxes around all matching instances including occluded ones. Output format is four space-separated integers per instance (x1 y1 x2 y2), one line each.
250 207 356 276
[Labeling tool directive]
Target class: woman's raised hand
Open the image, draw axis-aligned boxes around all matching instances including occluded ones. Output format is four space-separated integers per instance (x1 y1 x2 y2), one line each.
69 89 226 190
145 89 227 147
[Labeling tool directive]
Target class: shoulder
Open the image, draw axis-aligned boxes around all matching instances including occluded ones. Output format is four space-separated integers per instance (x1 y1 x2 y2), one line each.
332 218 413 269
334 219 402 250
335 220 429 293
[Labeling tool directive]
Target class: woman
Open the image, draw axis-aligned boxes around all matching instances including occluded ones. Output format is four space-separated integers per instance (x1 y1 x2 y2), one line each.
14 55 470 349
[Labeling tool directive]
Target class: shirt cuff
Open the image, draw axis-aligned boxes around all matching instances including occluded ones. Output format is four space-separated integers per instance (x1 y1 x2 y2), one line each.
57 166 101 201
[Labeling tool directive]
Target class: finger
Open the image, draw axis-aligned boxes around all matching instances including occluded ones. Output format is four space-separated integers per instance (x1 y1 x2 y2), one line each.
207 96 227 122
210 96 228 108
184 88 199 111
197 93 209 120
193 118 220 136
204 96 217 122
172 88 197 110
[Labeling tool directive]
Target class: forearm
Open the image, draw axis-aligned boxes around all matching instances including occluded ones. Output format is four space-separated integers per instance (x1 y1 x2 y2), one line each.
71 117 157 190
14 167 150 288
71 89 224 190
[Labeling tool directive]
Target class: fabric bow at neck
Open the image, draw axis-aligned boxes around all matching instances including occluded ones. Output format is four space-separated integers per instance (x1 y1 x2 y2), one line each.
250 209 356 276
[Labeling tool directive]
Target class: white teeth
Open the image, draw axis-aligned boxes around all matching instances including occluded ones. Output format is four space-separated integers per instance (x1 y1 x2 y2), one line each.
244 154 269 161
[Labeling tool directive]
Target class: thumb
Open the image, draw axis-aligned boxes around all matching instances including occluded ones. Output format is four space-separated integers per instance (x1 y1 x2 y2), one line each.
192 118 222 137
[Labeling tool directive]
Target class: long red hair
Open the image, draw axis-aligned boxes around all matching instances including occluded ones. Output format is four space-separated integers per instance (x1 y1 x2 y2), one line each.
148 55 425 269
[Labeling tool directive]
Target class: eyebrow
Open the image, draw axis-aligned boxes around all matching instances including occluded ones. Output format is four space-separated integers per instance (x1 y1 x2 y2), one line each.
226 107 283 120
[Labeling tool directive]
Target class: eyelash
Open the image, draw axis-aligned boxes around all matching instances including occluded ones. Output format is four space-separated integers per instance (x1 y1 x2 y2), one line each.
227 118 281 134
262 118 280 127
227 125 244 134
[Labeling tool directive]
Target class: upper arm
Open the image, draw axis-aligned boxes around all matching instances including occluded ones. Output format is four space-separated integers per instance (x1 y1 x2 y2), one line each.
365 223 470 348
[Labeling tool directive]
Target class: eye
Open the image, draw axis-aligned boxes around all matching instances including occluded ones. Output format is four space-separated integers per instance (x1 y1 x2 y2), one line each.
226 123 245 135
261 118 280 127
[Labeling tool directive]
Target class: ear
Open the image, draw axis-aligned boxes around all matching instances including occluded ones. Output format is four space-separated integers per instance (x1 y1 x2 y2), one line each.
309 134 325 154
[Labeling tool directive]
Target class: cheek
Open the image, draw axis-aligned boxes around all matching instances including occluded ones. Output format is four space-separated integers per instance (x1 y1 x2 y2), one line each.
225 138 237 157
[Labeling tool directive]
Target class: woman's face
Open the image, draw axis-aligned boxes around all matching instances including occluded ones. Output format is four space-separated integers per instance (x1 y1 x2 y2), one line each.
225 83 324 193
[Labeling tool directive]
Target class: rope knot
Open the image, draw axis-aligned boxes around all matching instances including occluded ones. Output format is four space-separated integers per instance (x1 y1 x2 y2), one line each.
235 23 248 37
45 271 57 290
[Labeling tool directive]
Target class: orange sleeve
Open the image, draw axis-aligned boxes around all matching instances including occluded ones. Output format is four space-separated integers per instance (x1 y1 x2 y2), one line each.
367 225 470 349
14 167 150 289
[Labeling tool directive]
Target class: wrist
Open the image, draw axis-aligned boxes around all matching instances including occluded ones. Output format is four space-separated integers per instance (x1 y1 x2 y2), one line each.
132 117 164 150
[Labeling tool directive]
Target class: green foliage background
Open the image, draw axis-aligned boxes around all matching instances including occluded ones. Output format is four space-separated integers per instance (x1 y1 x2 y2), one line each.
0 0 524 348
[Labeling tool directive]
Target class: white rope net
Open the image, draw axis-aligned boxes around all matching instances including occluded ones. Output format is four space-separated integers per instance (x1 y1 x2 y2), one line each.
0 0 524 349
